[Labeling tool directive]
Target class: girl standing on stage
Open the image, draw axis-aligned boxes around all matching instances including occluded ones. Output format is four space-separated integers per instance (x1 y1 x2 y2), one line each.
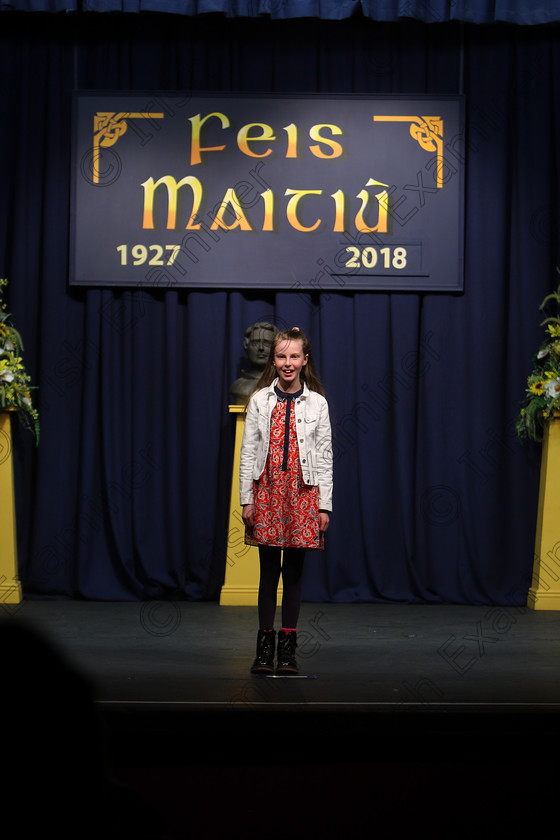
239 327 333 675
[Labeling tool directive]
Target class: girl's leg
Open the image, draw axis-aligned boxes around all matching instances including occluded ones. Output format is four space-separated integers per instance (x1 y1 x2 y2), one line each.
280 547 306 629
276 548 305 674
257 545 282 630
251 545 282 674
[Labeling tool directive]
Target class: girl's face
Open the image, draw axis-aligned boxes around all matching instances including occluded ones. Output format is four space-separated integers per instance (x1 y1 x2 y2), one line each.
274 338 308 392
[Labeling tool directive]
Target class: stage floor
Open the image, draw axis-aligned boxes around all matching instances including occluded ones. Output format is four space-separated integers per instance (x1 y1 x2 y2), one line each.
8 598 560 729
5 599 560 839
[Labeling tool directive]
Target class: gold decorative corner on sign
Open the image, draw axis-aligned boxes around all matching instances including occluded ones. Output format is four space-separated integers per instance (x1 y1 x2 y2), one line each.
373 115 444 188
92 112 165 184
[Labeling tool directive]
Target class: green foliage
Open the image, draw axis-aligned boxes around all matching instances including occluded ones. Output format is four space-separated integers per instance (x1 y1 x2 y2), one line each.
0 278 40 444
517 268 560 442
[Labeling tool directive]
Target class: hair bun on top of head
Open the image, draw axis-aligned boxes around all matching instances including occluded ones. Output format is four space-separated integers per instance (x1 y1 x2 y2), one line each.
290 326 300 332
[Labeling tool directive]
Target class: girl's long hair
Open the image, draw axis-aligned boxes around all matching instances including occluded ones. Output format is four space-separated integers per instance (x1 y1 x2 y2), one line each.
252 327 326 397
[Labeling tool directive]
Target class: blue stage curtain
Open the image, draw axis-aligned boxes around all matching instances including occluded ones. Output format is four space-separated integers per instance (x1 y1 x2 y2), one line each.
3 0 560 24
1 12 558 604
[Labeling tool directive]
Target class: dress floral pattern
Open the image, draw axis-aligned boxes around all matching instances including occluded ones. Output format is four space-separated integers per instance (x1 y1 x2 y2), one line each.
245 397 323 549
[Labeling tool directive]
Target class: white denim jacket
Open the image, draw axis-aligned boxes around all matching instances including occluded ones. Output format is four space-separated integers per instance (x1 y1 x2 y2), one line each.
239 378 333 512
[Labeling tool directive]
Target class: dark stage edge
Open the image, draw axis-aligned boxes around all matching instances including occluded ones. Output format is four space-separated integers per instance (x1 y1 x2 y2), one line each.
7 599 560 840
7 599 560 751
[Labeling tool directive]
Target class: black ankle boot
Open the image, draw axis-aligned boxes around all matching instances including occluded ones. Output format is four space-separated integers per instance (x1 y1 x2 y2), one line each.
250 629 276 674
276 630 298 674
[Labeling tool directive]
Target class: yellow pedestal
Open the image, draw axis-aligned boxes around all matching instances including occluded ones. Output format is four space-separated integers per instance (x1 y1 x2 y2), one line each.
0 410 22 605
528 418 560 609
220 405 281 606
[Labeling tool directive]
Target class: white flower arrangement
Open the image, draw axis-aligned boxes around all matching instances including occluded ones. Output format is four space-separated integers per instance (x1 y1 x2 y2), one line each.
517 269 560 442
0 277 40 443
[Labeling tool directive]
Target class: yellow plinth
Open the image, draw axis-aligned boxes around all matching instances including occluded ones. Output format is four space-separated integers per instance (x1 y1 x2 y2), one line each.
220 405 281 606
528 418 560 609
0 411 22 605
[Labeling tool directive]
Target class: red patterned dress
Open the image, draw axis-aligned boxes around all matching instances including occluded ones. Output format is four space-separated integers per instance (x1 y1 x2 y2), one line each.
245 391 323 550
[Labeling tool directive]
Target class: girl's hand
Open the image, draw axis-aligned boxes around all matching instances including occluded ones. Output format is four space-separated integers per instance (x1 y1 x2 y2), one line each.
319 511 330 533
242 504 256 527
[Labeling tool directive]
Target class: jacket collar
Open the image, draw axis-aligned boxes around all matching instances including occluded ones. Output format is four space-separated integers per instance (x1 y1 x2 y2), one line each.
267 377 309 399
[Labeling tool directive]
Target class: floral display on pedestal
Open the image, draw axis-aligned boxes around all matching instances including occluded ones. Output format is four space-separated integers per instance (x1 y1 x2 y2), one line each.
517 269 560 443
0 277 39 443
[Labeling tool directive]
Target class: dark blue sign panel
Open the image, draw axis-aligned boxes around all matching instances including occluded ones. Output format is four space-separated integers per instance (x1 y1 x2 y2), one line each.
70 93 465 292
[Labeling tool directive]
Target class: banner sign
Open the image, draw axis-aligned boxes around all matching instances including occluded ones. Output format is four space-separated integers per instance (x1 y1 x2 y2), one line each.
70 92 465 292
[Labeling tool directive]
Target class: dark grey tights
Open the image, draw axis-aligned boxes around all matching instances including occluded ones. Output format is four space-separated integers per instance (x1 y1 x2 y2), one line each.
257 545 306 630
